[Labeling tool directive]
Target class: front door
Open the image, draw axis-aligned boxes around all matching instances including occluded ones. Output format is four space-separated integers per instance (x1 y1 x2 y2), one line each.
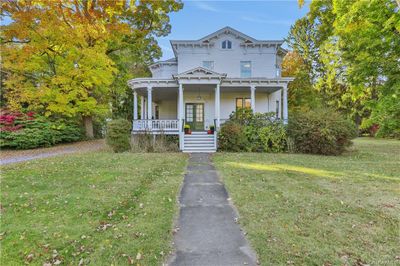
185 103 204 131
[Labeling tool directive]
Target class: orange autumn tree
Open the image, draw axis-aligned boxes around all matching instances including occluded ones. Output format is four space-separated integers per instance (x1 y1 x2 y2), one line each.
282 51 320 110
1 0 182 137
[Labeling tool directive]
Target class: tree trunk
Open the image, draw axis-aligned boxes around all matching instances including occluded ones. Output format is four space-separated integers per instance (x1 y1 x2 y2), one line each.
83 116 94 139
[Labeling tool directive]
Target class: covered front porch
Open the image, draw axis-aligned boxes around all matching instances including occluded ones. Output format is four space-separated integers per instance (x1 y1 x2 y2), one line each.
127 67 292 150
130 84 286 131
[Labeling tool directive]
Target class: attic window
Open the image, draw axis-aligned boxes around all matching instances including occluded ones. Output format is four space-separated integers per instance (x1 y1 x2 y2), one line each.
222 40 232 49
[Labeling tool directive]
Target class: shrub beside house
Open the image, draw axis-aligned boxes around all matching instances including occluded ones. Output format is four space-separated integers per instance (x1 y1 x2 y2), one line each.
218 108 356 155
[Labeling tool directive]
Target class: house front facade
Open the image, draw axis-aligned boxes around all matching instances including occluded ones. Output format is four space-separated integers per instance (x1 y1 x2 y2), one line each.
128 27 293 152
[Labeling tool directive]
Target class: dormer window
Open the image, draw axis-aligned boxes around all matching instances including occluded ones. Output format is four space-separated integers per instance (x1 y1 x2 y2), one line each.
222 40 232 49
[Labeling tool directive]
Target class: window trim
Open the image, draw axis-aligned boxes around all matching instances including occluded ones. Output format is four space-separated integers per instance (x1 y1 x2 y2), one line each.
222 40 232 49
240 61 252 78
202 60 214 70
236 97 251 111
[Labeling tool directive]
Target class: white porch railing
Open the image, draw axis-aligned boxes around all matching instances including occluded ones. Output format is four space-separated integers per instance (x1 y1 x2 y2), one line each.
132 119 179 132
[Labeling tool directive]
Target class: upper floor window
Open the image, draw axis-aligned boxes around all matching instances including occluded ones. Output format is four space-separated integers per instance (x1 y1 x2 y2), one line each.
240 61 252 78
275 64 281 77
222 40 232 49
202 61 214 70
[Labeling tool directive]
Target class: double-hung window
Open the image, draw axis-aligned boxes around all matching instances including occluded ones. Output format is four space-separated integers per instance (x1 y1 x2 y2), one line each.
236 98 251 111
222 40 232 49
240 61 252 78
202 61 214 70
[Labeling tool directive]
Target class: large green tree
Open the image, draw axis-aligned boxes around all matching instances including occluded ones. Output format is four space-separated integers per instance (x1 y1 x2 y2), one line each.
290 0 400 136
1 0 182 137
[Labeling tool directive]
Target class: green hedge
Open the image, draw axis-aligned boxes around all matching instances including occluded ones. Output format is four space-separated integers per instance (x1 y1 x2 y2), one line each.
0 119 83 150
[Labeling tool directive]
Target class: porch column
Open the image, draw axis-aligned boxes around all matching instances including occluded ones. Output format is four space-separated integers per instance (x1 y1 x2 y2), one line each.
133 90 138 120
140 96 145 119
178 83 184 126
147 86 152 130
178 83 184 150
147 86 152 120
282 84 288 124
250 85 256 112
215 84 220 128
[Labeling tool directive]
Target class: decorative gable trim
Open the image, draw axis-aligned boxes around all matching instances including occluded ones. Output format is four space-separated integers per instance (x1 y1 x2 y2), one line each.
170 26 285 57
149 58 177 69
173 67 227 79
199 26 257 43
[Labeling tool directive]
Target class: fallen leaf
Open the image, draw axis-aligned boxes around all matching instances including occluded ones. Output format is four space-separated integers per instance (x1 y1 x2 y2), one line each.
136 252 142 260
25 253 34 262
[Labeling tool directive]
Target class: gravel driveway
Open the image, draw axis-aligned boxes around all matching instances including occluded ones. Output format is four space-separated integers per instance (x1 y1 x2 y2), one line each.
0 139 105 165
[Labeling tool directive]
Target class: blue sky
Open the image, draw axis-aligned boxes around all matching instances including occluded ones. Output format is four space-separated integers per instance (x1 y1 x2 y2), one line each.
0 0 310 60
158 0 310 60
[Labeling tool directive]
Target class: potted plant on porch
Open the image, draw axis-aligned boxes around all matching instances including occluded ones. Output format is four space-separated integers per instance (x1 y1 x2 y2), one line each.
184 124 191 134
207 125 215 134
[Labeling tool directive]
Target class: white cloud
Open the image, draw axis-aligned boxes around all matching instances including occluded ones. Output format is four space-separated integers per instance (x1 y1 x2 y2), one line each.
192 1 219 12
241 16 293 26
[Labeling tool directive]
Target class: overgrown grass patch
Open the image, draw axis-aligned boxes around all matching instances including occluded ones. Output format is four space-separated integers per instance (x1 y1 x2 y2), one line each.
1 152 187 265
213 138 399 265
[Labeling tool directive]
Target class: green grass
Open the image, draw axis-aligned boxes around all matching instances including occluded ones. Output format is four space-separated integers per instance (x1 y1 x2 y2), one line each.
214 138 400 265
1 152 187 265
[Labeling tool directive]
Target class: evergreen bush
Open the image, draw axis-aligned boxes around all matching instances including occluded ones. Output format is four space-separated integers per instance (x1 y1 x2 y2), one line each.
106 119 132 153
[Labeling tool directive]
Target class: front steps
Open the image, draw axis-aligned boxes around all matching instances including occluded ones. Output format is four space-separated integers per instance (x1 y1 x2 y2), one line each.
183 131 216 153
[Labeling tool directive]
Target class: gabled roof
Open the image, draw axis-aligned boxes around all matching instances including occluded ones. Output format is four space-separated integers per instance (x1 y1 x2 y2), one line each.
173 67 227 79
171 26 283 44
149 58 177 69
170 26 285 57
199 26 258 43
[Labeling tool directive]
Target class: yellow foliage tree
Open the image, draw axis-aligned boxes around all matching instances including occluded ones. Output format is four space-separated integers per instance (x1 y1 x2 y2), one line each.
1 0 182 137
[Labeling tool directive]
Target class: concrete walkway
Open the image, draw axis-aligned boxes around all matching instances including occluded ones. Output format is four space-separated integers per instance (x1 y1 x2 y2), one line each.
169 153 257 266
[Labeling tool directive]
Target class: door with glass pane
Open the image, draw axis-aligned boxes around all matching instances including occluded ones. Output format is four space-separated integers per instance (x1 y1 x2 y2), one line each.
185 103 204 131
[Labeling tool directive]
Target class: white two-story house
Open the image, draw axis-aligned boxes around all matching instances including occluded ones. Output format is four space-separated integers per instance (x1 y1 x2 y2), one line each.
128 26 293 152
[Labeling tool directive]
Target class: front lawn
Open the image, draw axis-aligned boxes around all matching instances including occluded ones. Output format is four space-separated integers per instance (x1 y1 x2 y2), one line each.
214 138 400 265
1 152 187 265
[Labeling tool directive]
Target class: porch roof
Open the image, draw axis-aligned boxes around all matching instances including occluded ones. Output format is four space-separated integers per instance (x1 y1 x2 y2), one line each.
127 76 294 90
222 77 294 87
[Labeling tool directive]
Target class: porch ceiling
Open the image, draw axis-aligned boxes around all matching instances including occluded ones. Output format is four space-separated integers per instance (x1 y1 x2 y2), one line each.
134 83 280 97
220 86 280 93
135 86 178 101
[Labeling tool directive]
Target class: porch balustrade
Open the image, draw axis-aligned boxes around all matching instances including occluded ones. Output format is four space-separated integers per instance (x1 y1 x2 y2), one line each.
132 119 179 131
